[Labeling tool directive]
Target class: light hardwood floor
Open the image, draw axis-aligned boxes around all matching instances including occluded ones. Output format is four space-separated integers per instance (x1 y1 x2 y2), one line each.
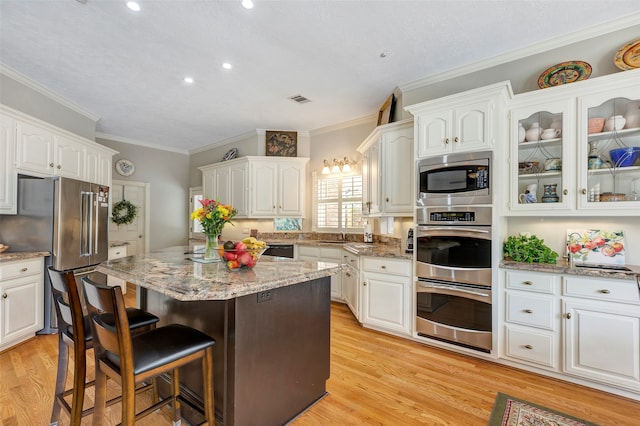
2 291 640 425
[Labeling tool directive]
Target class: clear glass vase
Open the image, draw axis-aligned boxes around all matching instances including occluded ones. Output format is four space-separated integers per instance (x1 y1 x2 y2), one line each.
204 233 220 261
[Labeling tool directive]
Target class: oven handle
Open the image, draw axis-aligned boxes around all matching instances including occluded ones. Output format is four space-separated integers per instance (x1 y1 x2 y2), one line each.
417 226 489 234
417 281 491 302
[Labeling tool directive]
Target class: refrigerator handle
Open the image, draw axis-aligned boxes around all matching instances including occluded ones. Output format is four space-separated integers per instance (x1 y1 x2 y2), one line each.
92 191 99 256
80 191 91 256
88 191 94 255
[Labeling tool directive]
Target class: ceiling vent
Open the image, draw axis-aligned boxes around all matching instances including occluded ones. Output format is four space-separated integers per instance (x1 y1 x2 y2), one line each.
288 94 311 104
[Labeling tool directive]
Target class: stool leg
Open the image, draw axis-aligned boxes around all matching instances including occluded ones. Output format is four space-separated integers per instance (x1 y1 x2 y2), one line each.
171 369 181 425
50 335 68 426
70 344 87 426
202 347 215 426
92 369 107 426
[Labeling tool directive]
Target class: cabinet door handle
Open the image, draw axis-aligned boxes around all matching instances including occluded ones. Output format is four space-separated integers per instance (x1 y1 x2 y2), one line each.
363 282 367 286
581 188 587 195
115 251 121 255
345 272 351 277
522 281 533 285
49 162 54 168
524 344 533 349
386 198 389 202
2 293 7 299
566 313 572 319
444 138 449 145
381 265 386 269
599 289 611 294
21 267 28 272
523 309 533 314
57 164 62 169
454 136 459 143
563 189 568 195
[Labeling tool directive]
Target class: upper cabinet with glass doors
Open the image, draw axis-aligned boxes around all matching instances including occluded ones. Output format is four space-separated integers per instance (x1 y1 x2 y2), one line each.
507 69 640 216
509 98 575 213
577 79 640 212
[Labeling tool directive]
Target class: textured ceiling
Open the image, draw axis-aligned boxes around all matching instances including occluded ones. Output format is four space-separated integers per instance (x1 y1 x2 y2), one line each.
1 0 639 152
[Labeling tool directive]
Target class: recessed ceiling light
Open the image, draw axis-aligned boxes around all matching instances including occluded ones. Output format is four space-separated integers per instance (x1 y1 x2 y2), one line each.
241 0 254 9
184 77 194 84
127 2 141 12
222 63 232 70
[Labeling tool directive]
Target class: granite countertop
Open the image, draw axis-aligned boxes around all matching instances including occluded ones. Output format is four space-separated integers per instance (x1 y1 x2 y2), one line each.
96 245 342 301
500 259 640 281
262 238 413 260
0 251 50 263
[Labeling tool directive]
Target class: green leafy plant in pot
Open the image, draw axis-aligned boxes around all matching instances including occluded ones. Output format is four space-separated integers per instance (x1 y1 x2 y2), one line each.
503 232 558 264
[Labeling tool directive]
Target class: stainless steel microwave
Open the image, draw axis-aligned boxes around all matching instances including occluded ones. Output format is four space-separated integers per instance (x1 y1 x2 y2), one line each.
417 151 492 206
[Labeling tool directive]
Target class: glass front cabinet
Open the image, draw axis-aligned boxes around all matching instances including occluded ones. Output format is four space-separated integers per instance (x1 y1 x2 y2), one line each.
508 70 640 216
577 85 640 212
509 98 575 213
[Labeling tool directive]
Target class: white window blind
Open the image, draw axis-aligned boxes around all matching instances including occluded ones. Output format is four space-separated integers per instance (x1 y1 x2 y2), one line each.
315 173 363 231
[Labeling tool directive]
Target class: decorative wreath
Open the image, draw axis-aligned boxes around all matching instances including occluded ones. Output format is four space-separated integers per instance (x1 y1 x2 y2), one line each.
112 200 137 225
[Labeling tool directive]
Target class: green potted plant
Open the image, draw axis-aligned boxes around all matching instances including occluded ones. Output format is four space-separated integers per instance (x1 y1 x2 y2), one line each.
503 232 558 264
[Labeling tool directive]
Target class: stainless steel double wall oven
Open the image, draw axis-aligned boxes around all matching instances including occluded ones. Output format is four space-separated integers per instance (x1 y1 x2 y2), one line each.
415 151 493 352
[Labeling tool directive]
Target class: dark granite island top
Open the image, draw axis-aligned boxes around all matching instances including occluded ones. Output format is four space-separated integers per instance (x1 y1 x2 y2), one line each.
96 245 340 426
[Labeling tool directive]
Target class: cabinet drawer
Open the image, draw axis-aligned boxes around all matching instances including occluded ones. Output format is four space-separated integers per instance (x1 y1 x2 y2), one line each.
506 291 556 330
505 270 555 294
505 326 557 368
343 251 359 269
108 246 128 259
362 257 409 276
563 276 640 304
0 258 42 280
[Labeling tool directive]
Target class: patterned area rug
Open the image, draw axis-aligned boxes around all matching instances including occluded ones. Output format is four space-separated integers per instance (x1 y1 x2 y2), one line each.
488 392 599 426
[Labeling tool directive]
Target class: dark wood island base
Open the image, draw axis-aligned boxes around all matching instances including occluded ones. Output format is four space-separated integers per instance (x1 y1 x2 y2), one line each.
142 276 331 425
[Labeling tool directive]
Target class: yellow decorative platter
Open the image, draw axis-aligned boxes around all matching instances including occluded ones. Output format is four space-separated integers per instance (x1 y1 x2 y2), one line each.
614 38 640 71
537 61 592 88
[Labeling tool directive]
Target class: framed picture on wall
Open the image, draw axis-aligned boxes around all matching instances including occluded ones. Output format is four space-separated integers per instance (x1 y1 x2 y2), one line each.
266 131 297 157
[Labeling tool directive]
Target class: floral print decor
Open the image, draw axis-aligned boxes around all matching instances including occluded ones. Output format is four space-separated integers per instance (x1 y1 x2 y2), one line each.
567 229 626 266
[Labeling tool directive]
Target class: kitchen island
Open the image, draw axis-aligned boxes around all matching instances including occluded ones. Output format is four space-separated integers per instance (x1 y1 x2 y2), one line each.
96 246 341 426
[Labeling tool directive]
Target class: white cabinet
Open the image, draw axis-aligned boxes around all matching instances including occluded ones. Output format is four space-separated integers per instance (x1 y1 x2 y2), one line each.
201 156 307 219
298 245 343 301
3 105 116 187
85 145 115 186
16 121 86 179
562 275 640 392
357 119 413 216
506 70 640 216
500 268 640 396
341 249 360 321
0 258 44 351
503 270 560 369
107 245 128 294
0 114 17 214
406 82 510 159
361 257 411 336
200 159 249 217
250 157 307 217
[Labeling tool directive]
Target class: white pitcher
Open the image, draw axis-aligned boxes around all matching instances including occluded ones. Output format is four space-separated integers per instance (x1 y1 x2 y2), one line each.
624 101 640 129
519 183 537 203
525 122 542 142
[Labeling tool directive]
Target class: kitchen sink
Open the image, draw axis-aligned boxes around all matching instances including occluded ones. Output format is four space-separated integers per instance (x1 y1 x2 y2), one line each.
574 263 631 272
317 241 345 244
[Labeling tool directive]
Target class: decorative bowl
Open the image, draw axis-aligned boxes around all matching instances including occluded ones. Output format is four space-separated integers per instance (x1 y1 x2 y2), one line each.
518 161 539 174
221 246 268 271
0 244 9 253
609 147 640 167
599 192 626 202
587 117 605 134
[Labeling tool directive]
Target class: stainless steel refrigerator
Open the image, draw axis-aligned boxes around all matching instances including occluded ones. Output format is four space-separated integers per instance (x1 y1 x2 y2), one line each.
0 175 110 333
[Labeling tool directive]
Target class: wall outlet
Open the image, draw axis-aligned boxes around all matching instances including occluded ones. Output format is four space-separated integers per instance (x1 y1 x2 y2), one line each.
242 228 249 234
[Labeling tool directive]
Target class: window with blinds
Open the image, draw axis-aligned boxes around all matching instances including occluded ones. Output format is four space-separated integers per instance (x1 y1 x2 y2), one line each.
316 174 363 231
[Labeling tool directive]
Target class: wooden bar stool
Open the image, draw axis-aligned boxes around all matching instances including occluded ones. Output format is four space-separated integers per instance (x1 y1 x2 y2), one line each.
82 277 216 425
48 268 160 426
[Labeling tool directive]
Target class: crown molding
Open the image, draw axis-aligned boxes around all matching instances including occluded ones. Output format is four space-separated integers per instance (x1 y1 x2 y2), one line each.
0 63 101 122
310 113 377 136
399 11 640 92
96 132 190 155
